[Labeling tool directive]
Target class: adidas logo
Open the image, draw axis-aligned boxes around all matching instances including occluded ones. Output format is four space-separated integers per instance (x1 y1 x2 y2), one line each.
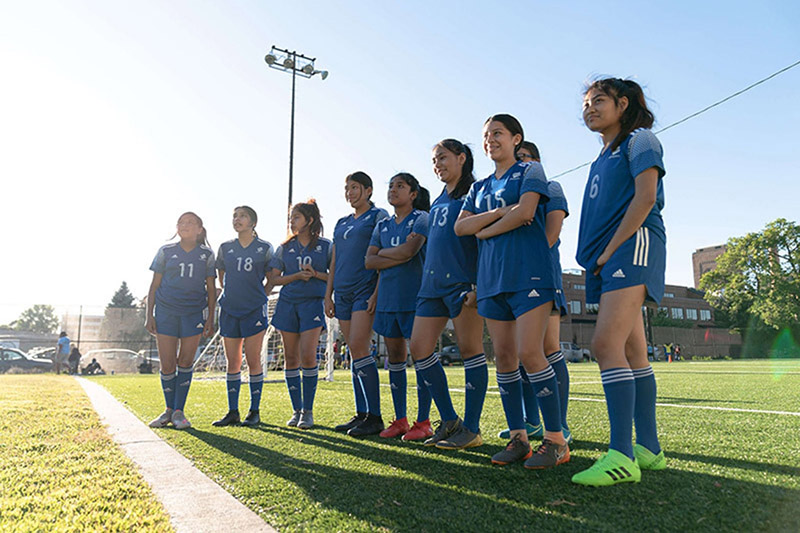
171 254 179 259
228 249 234 254
252 390 260 396
357 370 367 377
465 382 475 390
179 381 190 387
407 219 413 226
528 289 540 298
228 387 237 392
612 269 626 278
536 386 553 398
381 227 388 232
196 323 204 328
365 215 372 220
610 147 621 158
390 383 398 389
164 387 173 393
313 316 321 322
289 385 298 391
423 380 432 387
499 386 509 396
255 321 262 326
605 466 634 481
511 172 521 179
289 248 296 253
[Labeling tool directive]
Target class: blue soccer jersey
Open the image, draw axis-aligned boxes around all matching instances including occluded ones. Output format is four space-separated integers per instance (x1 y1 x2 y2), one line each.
150 242 216 315
545 180 569 291
576 128 666 272
418 187 478 298
270 237 332 302
215 237 273 317
462 161 553 299
332 206 389 295
369 209 429 312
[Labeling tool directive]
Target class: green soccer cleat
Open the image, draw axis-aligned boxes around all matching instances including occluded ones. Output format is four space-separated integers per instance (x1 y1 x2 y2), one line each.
571 449 641 486
634 444 666 470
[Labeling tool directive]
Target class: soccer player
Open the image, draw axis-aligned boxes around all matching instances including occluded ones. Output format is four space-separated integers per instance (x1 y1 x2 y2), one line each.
146 212 216 430
364 173 431 440
269 200 331 430
212 206 273 428
454 115 568 469
571 78 667 486
409 139 488 450
324 172 389 437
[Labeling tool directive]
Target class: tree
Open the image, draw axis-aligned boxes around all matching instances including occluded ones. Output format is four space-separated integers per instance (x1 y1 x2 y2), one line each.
108 281 136 309
701 218 800 332
15 304 59 334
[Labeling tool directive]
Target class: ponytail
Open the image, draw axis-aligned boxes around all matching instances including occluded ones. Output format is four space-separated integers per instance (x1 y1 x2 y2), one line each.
435 139 475 199
284 199 324 247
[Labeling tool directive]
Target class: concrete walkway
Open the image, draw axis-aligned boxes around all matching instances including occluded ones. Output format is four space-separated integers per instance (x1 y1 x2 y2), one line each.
77 378 275 533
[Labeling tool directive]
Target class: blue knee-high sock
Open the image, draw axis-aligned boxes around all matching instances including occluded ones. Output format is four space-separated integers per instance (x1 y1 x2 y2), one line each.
633 366 661 454
226 372 241 411
302 366 319 412
354 356 381 416
388 362 407 420
174 366 193 412
519 365 540 426
547 351 570 430
248 373 263 412
527 366 562 434
601 367 635 459
415 353 457 422
497 370 525 432
160 371 177 410
462 354 488 434
285 368 302 411
415 367 432 423
351 365 367 414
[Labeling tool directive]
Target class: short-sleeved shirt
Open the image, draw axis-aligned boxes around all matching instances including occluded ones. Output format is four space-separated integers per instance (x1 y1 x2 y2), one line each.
216 237 273 317
577 128 666 272
269 237 332 302
545 180 569 291
462 161 553 299
57 336 70 355
418 187 478 298
150 242 216 315
332 206 390 295
369 209 429 312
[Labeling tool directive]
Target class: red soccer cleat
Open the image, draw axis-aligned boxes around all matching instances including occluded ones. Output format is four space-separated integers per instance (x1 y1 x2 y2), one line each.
379 417 409 438
402 419 433 441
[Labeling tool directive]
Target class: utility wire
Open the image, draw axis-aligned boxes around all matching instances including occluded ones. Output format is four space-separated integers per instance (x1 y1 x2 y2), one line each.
551 59 800 180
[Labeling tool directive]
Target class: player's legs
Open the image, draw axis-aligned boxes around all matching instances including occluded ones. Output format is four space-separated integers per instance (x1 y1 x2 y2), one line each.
333 318 368 431
410 316 459 432
150 334 179 427
171 333 201 428
382 335 410 437
545 313 570 435
346 310 384 436
240 330 266 425
298 326 323 428
626 310 662 461
281 330 303 419
486 318 527 442
453 304 487 436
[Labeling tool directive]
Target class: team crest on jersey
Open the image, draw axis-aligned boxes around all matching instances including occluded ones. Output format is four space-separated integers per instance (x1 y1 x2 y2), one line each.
511 172 521 179
364 215 372 220
610 147 621 158
257 247 263 253
407 219 414 227
315 245 322 252
200 254 207 260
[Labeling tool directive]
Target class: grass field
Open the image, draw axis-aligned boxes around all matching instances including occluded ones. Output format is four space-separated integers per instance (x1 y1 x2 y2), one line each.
91 359 800 532
0 375 173 532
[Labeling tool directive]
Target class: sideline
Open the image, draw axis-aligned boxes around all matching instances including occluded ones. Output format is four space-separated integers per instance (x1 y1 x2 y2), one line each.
77 378 275 533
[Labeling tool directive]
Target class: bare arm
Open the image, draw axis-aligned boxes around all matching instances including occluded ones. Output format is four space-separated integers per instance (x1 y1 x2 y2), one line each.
144 272 162 335
269 267 311 286
475 192 541 240
365 245 405 270
545 210 566 248
324 247 336 318
377 233 426 261
204 277 216 336
453 207 510 236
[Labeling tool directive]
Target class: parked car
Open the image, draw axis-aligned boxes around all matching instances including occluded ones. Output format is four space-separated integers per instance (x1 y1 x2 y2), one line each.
434 345 462 366
0 347 53 373
81 349 139 374
136 349 161 373
561 342 593 363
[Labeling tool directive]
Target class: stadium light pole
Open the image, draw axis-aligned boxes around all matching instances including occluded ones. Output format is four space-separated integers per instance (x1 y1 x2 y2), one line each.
264 46 328 224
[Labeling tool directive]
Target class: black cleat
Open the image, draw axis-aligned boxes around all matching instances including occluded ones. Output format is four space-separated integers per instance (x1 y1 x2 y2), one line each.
212 410 241 427
335 412 368 432
240 410 261 427
347 413 385 437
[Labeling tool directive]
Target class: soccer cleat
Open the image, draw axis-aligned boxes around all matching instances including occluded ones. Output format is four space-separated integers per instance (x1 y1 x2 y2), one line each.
297 410 314 430
347 413 384 437
240 410 261 427
402 419 433 441
524 438 570 469
571 449 642 486
379 417 409 438
171 409 192 430
435 425 483 450
423 418 462 446
212 410 241 427
148 409 173 428
634 444 666 470
287 410 302 427
497 422 543 440
563 427 573 445
491 434 532 465
335 412 367 432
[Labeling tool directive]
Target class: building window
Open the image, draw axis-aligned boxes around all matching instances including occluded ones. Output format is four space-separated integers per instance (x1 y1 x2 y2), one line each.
700 309 712 321
586 303 599 314
671 307 684 320
569 301 582 315
573 283 585 290
664 292 675 298
686 308 698 320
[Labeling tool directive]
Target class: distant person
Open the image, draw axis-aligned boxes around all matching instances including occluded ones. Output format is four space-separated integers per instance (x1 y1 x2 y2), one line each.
674 344 682 361
146 211 216 430
68 346 81 375
56 332 70 374
84 358 104 375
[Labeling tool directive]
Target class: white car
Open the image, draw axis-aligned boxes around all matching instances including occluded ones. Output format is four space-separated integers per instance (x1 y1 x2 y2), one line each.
81 349 139 374
560 342 593 363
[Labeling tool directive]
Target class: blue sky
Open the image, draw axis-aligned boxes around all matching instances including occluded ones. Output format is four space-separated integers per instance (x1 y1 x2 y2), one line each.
1 1 799 324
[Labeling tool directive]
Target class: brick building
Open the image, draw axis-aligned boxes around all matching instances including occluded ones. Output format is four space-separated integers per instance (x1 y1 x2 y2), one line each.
692 244 727 289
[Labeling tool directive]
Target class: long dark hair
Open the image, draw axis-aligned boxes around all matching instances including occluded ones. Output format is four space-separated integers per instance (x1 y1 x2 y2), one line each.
435 139 475 199
517 141 540 161
174 212 209 247
585 78 655 152
484 114 524 156
234 205 259 237
346 171 374 207
284 199 323 247
390 172 430 212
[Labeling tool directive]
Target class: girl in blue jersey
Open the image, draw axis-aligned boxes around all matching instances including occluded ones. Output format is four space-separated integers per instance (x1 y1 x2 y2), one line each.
325 172 390 437
410 139 489 451
454 115 569 469
146 212 216 430
572 78 666 486
269 200 331 430
212 206 274 428
364 173 431 440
